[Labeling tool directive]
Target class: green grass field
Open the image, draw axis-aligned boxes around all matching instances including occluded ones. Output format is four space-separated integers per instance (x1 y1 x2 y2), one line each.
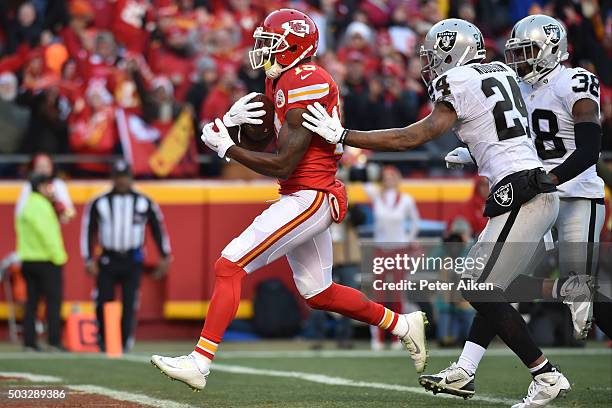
0 341 610 407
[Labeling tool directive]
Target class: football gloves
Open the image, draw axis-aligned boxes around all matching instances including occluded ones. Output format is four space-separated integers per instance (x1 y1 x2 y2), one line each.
445 147 474 169
222 92 266 128
302 102 346 144
201 119 235 158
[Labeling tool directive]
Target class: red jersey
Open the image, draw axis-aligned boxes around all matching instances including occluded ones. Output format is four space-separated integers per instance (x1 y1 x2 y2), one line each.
266 62 342 195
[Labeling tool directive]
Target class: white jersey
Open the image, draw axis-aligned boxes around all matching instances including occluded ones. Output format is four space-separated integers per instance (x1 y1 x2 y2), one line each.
430 62 543 188
519 65 604 199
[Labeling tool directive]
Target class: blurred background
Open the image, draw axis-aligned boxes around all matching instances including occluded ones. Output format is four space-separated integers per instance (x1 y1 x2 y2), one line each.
0 0 610 352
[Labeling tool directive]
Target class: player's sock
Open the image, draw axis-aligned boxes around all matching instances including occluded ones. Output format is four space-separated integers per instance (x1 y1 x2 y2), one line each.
529 359 553 377
457 341 487 376
377 307 407 337
194 257 246 365
593 296 612 338
469 300 543 368
306 283 404 334
191 337 216 372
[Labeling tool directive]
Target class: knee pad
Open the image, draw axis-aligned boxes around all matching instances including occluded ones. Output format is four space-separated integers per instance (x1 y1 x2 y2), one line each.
214 257 247 278
305 283 336 310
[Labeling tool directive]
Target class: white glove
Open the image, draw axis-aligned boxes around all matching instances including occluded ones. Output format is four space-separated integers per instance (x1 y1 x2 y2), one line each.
222 92 266 128
301 102 346 144
445 147 474 169
201 118 235 158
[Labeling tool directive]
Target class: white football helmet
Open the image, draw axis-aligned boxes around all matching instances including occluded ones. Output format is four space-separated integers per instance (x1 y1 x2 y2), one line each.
419 18 486 87
505 15 569 85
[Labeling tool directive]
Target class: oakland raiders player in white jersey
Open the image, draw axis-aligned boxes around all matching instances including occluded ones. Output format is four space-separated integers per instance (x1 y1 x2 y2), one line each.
507 15 607 340
447 15 609 344
302 18 570 408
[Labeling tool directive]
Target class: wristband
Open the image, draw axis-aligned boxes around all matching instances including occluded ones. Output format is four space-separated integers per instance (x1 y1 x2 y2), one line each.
339 129 349 144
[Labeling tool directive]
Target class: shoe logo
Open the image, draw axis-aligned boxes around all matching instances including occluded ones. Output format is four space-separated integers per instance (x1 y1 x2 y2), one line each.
301 73 313 80
409 335 421 354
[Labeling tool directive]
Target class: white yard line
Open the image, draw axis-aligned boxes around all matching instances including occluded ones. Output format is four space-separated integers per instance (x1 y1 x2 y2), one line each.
0 371 62 382
209 362 518 406
67 384 193 408
122 355 517 406
0 370 190 408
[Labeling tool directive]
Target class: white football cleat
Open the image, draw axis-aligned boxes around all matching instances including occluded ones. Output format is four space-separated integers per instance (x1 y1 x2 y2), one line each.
398 311 429 373
151 354 209 391
512 369 571 408
561 274 595 339
418 362 475 399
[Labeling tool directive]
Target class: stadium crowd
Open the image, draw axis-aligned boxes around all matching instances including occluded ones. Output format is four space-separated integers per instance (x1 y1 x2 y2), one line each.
0 0 610 178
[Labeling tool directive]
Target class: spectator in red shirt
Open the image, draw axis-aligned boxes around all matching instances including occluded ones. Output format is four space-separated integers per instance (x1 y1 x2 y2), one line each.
337 21 378 73
68 83 117 175
200 69 244 125
111 0 154 54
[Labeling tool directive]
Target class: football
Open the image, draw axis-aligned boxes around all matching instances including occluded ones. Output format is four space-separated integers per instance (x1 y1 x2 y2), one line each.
228 93 275 152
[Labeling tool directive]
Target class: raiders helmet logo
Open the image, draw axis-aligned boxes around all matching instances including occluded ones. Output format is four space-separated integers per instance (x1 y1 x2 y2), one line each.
437 30 457 52
542 24 561 44
281 20 310 37
276 89 285 108
493 183 513 207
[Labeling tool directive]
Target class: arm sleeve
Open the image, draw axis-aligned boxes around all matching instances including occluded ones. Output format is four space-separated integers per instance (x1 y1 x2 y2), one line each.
550 122 602 185
53 179 74 212
404 196 420 243
147 199 171 257
14 183 31 217
80 198 99 261
550 70 602 185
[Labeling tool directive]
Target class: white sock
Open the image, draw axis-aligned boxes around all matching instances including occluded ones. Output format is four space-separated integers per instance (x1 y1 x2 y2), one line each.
551 279 559 299
457 341 487 376
529 359 548 374
190 351 212 373
390 313 409 337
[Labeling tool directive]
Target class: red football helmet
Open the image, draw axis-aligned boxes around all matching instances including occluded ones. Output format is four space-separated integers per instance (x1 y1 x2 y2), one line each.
249 9 319 79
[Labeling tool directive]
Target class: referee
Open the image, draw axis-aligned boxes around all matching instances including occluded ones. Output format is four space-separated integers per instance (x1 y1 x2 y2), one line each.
81 160 171 351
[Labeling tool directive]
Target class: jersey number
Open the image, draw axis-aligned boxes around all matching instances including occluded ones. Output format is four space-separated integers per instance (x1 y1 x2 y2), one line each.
532 109 566 160
571 73 599 97
295 65 316 75
481 76 529 141
435 75 451 96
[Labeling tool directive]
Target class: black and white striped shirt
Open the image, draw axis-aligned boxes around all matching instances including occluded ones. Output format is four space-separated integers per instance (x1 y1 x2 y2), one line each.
81 189 171 261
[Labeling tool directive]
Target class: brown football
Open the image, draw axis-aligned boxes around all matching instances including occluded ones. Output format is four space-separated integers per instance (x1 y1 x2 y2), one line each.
229 93 275 152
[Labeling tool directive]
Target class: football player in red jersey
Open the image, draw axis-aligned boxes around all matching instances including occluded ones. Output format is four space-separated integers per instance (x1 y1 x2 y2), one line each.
151 9 428 392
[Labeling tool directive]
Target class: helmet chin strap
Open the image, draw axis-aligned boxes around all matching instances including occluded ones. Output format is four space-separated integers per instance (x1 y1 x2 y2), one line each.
264 45 315 79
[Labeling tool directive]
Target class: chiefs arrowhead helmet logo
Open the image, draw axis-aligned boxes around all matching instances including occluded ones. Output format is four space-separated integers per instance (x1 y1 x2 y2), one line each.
281 20 310 37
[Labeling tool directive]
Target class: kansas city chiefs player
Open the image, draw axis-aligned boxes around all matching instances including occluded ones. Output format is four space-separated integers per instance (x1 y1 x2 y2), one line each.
151 9 428 391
